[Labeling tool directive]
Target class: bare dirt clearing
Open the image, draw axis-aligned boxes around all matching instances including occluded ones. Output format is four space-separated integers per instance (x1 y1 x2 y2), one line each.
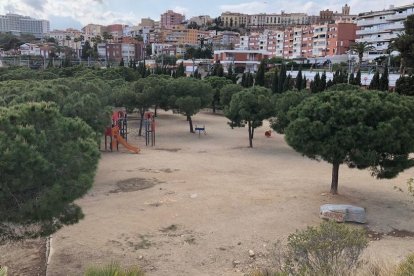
2 110 414 276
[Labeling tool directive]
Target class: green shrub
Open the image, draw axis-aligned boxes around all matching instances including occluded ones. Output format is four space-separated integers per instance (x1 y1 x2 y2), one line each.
84 262 144 276
0 266 7 276
396 254 414 276
284 221 368 276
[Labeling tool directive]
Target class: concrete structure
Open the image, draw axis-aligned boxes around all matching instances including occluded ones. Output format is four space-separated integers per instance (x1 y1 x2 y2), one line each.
19 43 40 56
82 24 105 37
234 22 356 60
356 3 414 60
0 13 49 38
221 12 249 28
48 28 82 47
100 42 144 62
160 10 185 29
140 18 155 28
189 15 212 26
214 49 272 72
106 24 125 41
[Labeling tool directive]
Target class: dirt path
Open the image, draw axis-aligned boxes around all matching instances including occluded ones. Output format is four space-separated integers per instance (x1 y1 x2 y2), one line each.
3 110 414 275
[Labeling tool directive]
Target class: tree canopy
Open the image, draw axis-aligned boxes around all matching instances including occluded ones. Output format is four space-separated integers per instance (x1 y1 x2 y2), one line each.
285 90 414 194
0 102 100 243
225 86 273 147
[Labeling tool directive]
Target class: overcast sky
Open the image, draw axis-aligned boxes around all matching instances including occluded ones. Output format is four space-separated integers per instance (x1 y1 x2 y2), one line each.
0 0 412 30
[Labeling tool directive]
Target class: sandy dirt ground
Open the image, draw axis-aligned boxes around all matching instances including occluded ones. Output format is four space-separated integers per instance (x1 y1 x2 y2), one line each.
3 110 414 276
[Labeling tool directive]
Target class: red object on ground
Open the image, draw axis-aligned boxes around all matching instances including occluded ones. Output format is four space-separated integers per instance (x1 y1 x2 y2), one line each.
265 130 272 137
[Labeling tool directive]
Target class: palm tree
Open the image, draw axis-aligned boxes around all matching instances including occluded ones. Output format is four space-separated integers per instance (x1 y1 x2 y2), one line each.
350 42 375 65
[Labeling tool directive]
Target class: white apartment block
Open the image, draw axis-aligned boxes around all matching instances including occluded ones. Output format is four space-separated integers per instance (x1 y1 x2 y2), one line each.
292 27 303 58
0 14 49 38
356 3 414 60
312 24 328 57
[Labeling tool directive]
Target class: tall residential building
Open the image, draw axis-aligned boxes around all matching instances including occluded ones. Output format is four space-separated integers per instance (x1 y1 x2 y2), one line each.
82 24 105 37
160 10 185 29
356 3 414 60
221 12 249 28
189 15 212 26
0 13 49 38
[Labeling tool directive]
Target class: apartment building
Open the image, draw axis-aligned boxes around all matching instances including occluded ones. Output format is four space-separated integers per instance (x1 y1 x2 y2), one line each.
233 21 356 61
48 28 83 47
161 10 185 29
0 13 49 38
99 43 144 62
221 12 249 28
356 3 414 60
82 24 105 37
106 24 125 41
326 23 357 56
214 49 272 72
301 26 314 58
189 15 212 26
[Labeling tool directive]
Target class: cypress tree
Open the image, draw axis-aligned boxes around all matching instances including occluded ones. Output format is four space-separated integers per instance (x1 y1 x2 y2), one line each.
278 64 287 93
380 65 389 91
312 73 321 93
302 76 307 90
272 69 279 93
255 60 266 86
369 71 380 90
283 74 292 92
320 71 327 91
296 68 303 90
349 72 355 85
326 79 333 88
355 70 361 86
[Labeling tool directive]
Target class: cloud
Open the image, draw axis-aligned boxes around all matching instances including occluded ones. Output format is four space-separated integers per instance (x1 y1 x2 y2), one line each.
21 0 45 11
220 1 269 14
172 6 189 16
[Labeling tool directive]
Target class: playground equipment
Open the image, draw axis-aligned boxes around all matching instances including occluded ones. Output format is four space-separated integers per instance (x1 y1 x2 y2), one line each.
195 125 207 137
104 111 140 154
144 112 155 146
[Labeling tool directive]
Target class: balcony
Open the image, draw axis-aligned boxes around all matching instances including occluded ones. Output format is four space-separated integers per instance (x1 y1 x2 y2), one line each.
357 18 386 27
387 11 414 21
386 21 405 30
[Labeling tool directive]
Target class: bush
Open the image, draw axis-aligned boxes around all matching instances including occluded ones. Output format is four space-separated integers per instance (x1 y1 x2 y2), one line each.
326 83 362 92
396 254 414 276
0 267 6 276
284 221 368 276
84 262 144 276
0 266 7 276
